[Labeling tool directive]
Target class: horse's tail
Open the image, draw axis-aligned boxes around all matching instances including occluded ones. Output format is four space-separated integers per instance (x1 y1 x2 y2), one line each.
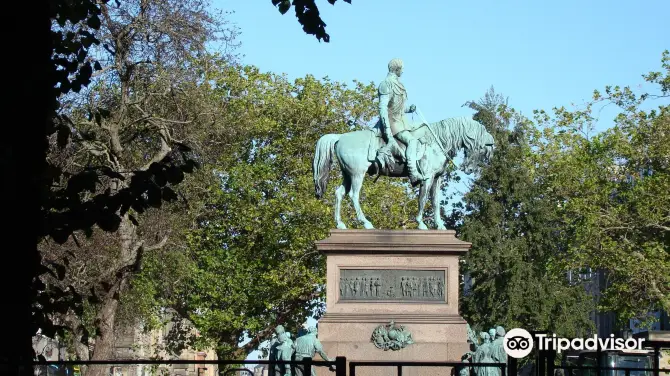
313 133 340 199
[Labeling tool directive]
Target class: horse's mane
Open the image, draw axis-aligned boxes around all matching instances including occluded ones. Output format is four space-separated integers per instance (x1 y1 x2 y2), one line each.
427 116 487 156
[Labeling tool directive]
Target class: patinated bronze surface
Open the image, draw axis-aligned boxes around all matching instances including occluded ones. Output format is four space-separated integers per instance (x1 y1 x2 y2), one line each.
339 269 445 301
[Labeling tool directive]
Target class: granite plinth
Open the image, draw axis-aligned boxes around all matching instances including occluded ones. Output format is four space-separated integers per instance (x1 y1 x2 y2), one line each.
315 230 472 376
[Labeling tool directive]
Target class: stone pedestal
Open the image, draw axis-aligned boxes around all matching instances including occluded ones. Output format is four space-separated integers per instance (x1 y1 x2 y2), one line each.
315 230 471 376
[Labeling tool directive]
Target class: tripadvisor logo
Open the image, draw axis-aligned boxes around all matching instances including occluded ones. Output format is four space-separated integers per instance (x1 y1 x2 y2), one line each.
503 329 646 358
536 333 645 354
504 328 534 358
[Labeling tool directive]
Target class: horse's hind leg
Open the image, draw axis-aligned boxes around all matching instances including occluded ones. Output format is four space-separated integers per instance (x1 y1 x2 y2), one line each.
431 176 446 230
349 172 374 229
416 177 433 230
334 175 350 229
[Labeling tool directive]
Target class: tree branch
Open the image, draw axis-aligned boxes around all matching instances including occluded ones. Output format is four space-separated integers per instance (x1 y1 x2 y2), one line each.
145 235 169 251
650 224 670 232
131 104 175 171
92 65 114 78
241 290 321 353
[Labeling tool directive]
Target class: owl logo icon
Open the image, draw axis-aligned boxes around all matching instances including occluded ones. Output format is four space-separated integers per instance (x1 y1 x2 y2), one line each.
504 328 534 358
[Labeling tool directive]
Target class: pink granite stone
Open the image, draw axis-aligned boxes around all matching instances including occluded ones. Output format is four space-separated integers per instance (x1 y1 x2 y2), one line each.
314 230 472 376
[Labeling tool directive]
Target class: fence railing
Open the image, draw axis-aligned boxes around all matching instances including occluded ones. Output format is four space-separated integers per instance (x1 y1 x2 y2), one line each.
548 366 670 376
3 356 668 376
533 334 669 376
3 357 346 376
4 358 514 376
552 365 670 376
348 361 508 376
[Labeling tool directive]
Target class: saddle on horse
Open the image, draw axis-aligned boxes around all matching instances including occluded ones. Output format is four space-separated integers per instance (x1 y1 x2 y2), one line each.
366 121 430 181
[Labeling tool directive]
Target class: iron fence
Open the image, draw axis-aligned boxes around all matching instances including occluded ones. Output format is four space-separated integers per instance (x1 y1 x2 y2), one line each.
2 355 668 376
533 334 669 376
552 365 670 376
2 357 346 376
348 360 509 376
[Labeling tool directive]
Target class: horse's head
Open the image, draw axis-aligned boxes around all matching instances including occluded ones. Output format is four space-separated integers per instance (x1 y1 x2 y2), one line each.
461 121 494 175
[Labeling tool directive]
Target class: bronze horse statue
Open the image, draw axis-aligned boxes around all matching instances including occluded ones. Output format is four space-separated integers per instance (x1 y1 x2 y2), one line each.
313 116 494 229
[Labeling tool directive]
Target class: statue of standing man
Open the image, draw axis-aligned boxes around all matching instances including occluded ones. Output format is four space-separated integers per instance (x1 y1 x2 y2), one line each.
278 332 294 376
377 58 426 185
293 326 335 376
270 325 292 376
473 332 497 376
491 326 507 365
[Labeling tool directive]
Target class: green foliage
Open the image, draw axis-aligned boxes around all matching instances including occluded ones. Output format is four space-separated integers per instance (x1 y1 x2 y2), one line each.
534 50 670 326
452 88 595 337
455 52 669 334
41 0 237 364
130 63 415 359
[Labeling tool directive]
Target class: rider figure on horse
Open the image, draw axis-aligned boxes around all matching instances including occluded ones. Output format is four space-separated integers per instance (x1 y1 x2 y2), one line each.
377 58 426 184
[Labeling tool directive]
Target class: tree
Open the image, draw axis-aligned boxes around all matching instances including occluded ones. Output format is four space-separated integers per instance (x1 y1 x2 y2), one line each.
451 88 595 338
534 50 670 326
4 0 346 372
38 1 239 373
270 0 352 42
125 64 418 362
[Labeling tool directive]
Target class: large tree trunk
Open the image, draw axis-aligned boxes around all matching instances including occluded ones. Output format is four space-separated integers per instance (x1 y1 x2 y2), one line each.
85 215 140 376
86 285 123 376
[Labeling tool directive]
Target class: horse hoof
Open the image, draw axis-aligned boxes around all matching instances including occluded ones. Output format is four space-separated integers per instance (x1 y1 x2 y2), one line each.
418 222 428 230
436 223 447 230
336 222 347 229
363 221 375 229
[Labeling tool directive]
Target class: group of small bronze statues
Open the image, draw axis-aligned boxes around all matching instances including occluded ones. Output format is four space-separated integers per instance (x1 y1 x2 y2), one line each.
267 321 507 376
460 324 508 376
268 325 335 376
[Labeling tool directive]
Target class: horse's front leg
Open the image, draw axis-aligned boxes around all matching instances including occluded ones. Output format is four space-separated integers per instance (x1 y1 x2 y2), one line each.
430 176 446 230
416 176 433 230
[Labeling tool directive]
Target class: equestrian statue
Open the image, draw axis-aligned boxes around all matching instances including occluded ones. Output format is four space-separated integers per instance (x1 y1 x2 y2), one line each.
313 58 494 230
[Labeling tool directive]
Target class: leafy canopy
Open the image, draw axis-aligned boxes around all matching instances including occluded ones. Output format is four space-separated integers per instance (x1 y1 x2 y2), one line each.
453 88 594 338
127 63 418 359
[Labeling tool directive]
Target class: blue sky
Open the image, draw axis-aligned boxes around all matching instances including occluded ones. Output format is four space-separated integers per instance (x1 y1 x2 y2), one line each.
210 0 668 359
216 0 668 132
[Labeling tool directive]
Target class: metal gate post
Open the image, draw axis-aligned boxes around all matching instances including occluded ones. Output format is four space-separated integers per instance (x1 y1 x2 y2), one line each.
335 357 346 376
509 357 518 376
